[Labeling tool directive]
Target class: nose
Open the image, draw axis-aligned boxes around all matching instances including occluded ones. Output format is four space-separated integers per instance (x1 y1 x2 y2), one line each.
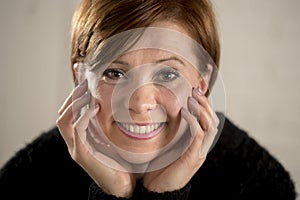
129 84 157 114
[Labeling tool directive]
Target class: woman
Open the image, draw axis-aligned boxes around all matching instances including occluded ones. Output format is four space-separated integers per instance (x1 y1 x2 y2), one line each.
0 0 296 199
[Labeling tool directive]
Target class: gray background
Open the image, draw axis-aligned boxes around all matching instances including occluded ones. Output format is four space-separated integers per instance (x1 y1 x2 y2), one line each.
0 0 299 196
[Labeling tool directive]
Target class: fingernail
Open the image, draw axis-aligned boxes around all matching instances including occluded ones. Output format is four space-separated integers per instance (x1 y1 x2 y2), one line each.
188 96 199 108
77 79 87 88
73 63 79 70
193 87 203 96
181 107 189 119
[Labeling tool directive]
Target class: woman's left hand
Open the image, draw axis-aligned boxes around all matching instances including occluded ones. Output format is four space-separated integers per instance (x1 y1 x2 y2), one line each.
143 87 220 192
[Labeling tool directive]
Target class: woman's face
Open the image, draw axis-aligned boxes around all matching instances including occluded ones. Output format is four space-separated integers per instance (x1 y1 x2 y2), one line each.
93 21 204 153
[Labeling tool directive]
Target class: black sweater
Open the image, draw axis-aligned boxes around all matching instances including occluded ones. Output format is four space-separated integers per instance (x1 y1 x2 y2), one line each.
0 116 297 200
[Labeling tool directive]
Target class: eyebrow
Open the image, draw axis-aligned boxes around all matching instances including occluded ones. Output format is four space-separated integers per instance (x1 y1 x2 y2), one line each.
112 56 185 66
156 56 185 66
111 60 129 66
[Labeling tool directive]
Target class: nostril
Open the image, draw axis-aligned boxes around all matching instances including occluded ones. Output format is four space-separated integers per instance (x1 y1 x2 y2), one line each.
128 103 168 124
145 103 157 111
130 103 156 114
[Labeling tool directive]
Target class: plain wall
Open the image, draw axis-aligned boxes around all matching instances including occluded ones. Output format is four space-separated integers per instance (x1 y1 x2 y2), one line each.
0 0 299 196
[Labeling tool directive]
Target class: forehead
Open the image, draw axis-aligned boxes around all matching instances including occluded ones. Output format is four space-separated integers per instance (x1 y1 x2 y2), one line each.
86 26 213 75
114 28 202 68
116 49 185 62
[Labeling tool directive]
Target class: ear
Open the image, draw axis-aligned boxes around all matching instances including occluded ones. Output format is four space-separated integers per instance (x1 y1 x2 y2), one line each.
73 63 86 86
199 64 213 95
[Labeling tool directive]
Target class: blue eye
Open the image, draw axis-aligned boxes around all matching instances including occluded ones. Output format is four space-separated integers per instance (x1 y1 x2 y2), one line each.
102 68 126 81
154 68 180 82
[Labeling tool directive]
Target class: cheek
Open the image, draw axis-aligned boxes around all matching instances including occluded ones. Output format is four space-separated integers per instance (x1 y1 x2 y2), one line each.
159 79 192 113
158 89 182 118
94 83 114 119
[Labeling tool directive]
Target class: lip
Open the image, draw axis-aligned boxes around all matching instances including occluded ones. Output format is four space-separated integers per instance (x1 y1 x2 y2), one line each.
115 121 166 140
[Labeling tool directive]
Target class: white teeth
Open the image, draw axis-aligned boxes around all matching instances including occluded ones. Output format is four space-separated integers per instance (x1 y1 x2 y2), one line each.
118 122 163 134
140 126 146 134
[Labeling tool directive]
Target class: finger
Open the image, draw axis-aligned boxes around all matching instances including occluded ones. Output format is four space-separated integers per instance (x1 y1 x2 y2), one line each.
73 91 92 121
199 125 218 158
71 104 99 162
181 107 203 138
198 116 219 159
192 88 219 126
56 91 91 147
145 112 205 192
144 108 207 192
163 109 206 182
200 113 220 156
192 88 215 118
57 91 91 125
74 104 100 134
187 96 211 131
182 107 216 159
58 79 88 115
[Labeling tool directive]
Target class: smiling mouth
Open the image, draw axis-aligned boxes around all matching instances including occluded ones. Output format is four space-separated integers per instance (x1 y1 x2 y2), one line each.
115 122 166 140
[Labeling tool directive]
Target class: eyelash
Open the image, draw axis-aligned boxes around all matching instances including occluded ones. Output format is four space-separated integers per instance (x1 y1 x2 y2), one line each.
102 68 126 81
101 67 180 83
154 68 180 82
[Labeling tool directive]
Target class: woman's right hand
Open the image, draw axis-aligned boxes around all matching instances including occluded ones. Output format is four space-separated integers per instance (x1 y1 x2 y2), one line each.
56 79 135 198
